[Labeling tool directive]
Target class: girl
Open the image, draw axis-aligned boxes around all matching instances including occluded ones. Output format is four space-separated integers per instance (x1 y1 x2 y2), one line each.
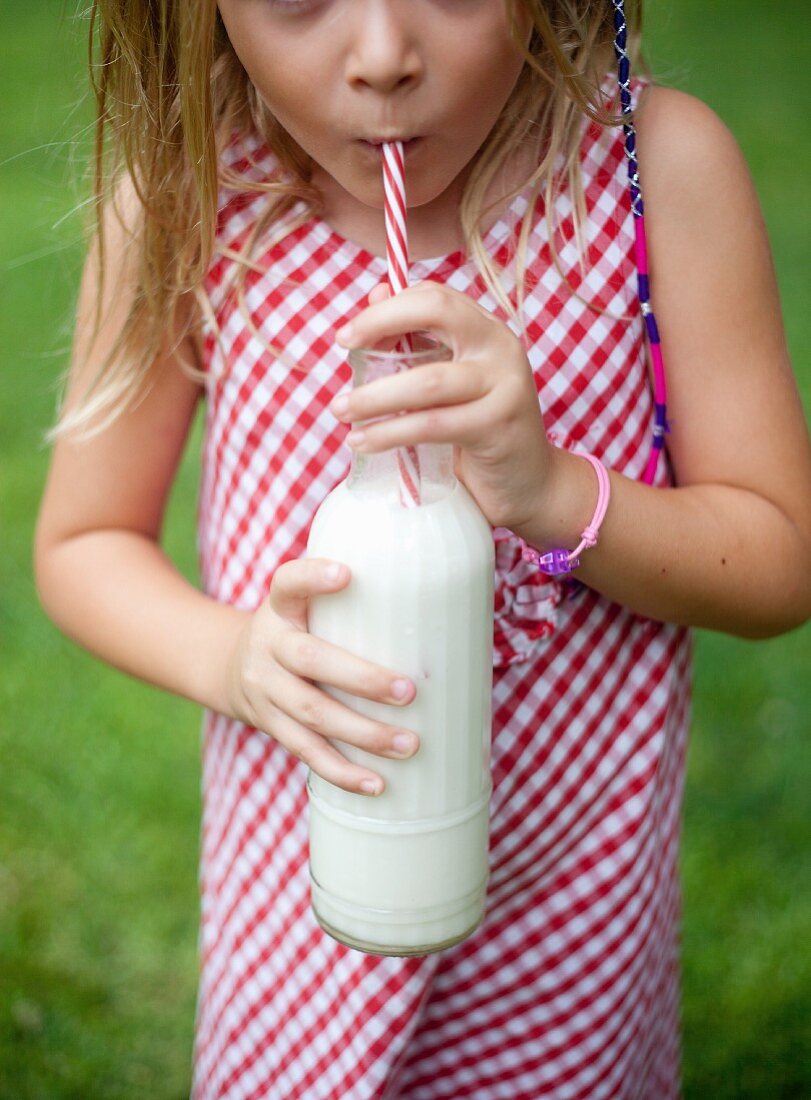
34 0 811 1097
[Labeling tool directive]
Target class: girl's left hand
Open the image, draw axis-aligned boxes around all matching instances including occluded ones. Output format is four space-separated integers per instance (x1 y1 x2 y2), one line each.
333 280 554 532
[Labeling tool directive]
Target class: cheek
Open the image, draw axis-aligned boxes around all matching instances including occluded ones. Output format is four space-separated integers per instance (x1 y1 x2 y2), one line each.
230 44 310 124
449 10 526 101
447 44 525 133
253 68 311 120
218 6 301 116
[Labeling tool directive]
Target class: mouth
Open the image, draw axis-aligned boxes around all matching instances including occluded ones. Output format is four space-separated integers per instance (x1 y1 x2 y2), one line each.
357 137 423 155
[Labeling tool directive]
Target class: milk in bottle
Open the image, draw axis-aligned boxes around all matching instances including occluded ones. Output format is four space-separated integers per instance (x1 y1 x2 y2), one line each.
306 335 495 956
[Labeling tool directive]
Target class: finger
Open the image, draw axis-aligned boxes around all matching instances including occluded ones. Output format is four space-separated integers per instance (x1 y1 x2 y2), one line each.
268 662 419 761
347 400 486 453
269 557 349 630
336 282 496 359
331 360 485 425
275 625 417 708
266 709 387 796
367 282 391 305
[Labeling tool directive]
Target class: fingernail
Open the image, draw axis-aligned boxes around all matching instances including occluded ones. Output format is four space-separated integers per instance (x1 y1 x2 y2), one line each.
392 733 416 755
361 779 382 795
391 679 412 700
331 394 349 415
336 323 354 345
324 563 343 582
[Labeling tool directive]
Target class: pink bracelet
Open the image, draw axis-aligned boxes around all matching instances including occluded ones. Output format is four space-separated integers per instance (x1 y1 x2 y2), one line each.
519 453 611 576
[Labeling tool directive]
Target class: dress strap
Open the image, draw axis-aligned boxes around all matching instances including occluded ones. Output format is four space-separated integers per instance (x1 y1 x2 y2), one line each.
612 0 671 485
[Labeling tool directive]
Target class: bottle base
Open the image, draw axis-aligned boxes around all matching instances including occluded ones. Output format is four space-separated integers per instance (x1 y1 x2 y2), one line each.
312 907 486 957
310 870 488 957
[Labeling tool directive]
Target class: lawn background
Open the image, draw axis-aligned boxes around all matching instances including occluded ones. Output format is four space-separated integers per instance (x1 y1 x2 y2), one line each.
1 1 809 1097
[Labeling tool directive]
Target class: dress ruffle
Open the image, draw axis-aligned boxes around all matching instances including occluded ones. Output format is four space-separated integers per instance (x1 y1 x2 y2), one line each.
492 527 561 667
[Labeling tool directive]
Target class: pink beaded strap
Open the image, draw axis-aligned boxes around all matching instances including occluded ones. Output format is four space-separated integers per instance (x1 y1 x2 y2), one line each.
613 0 670 484
519 454 611 576
518 7 667 585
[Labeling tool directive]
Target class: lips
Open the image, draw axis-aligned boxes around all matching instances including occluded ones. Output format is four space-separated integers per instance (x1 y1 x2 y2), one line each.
358 137 422 154
361 136 418 145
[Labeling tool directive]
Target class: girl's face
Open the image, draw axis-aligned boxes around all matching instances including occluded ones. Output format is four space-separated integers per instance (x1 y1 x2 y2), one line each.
217 0 531 231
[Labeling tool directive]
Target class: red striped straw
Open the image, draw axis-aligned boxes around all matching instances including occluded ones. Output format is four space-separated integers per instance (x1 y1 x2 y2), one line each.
381 141 422 508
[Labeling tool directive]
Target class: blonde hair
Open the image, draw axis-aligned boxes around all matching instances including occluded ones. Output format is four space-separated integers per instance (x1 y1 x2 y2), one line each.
50 0 643 441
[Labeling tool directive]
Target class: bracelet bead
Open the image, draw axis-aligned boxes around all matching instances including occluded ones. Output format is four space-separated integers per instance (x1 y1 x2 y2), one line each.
518 452 611 577
521 545 580 575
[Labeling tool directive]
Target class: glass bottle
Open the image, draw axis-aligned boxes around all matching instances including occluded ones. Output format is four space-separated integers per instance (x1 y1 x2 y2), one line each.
306 333 495 955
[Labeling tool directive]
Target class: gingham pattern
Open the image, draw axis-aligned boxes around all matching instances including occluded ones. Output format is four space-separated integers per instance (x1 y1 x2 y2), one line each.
192 83 692 1100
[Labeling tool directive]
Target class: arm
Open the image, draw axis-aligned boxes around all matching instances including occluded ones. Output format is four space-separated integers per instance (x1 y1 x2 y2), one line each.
513 87 811 638
34 182 430 797
33 182 249 714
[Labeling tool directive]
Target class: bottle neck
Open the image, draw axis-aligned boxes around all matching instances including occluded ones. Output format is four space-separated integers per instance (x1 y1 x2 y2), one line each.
347 442 456 504
345 336 457 505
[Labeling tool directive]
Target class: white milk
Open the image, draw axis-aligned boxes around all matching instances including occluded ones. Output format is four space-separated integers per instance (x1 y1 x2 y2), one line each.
306 472 495 955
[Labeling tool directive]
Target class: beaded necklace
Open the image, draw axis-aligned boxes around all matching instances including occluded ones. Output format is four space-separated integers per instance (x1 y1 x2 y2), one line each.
518 4 673 588
612 0 670 484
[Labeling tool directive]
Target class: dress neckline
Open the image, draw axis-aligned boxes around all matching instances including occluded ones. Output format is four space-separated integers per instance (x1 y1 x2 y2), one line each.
304 180 534 276
229 130 539 274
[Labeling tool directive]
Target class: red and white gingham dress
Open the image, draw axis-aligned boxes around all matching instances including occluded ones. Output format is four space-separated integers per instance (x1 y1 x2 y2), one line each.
192 100 692 1100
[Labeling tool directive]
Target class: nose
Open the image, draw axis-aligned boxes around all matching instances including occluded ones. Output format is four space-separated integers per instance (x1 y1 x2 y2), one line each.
344 1 422 94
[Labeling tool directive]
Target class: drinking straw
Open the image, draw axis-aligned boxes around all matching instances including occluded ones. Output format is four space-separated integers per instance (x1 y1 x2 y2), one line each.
382 141 422 508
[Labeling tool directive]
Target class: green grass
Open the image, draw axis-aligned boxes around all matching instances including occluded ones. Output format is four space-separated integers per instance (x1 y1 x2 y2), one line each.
1 2 809 1097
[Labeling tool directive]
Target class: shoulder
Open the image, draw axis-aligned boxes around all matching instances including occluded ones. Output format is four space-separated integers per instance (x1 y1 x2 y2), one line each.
633 85 760 222
635 84 733 141
623 87 799 494
627 85 770 299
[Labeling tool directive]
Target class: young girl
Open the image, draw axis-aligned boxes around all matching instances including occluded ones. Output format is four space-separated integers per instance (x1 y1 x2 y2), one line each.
35 0 811 1096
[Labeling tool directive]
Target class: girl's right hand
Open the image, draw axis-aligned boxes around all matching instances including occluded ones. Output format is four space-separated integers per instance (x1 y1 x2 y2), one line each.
224 558 419 796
